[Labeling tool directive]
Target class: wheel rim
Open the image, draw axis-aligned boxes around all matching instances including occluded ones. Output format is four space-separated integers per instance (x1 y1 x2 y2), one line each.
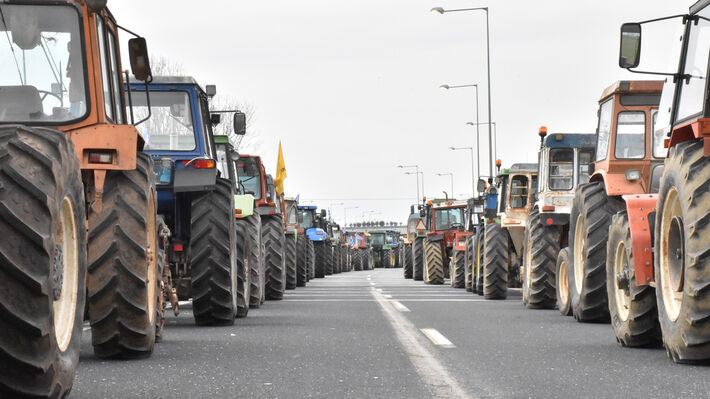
660 187 684 322
558 257 569 308
573 214 585 295
147 191 156 325
53 196 79 352
613 240 631 322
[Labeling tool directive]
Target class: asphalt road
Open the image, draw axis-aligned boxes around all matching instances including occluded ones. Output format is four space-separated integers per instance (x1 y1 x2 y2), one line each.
72 269 710 398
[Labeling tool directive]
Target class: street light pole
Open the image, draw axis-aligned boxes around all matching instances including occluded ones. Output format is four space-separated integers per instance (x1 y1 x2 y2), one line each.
441 83 480 190
436 173 454 199
467 121 497 174
398 164 420 201
433 6 494 176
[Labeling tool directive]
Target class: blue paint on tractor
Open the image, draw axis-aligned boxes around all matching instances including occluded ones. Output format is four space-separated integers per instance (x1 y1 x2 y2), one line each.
543 133 597 149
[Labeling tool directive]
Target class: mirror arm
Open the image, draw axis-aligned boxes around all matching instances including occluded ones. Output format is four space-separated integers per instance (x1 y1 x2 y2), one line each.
124 70 135 125
115 24 142 39
134 80 153 127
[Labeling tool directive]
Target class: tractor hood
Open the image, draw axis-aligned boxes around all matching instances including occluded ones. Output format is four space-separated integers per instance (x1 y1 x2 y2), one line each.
306 228 327 241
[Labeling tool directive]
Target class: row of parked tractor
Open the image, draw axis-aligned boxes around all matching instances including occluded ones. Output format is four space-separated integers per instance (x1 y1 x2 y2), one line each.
402 0 710 365
0 1 386 397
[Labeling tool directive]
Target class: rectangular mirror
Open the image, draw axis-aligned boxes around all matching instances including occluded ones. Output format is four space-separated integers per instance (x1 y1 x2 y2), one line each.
477 179 486 194
128 38 152 81
234 111 247 136
210 114 221 125
619 23 642 69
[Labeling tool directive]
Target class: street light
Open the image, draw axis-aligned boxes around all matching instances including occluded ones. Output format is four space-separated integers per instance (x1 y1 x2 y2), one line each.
433 6 494 177
436 173 454 199
449 146 476 197
398 164 420 200
467 121 497 170
441 83 480 187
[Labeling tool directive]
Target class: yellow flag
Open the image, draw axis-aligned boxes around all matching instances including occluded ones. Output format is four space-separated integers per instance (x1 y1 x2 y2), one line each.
275 141 287 196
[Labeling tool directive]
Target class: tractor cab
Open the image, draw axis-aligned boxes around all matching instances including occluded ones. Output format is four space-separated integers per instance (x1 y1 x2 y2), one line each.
283 197 299 234
590 81 663 194
298 205 327 242
497 163 538 229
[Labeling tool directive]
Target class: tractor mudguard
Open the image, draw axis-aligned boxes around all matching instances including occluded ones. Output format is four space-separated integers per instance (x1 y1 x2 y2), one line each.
538 212 569 226
622 194 658 286
173 167 217 193
426 234 444 242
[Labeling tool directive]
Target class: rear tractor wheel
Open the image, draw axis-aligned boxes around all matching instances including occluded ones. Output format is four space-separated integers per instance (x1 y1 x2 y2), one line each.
424 239 444 285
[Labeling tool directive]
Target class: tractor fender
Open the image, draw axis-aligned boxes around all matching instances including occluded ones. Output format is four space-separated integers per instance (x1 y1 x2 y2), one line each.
591 169 645 197
622 194 658 286
426 233 444 242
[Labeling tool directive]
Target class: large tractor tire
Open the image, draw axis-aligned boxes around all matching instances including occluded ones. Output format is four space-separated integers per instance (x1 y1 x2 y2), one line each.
262 216 286 300
413 237 425 281
483 222 509 300
0 126 86 397
189 178 238 325
654 139 710 363
307 240 315 280
334 246 342 274
569 181 621 322
235 219 250 318
424 239 445 285
394 245 401 268
88 152 160 357
556 248 573 316
353 249 362 271
474 229 485 295
403 244 413 279
522 208 558 309
314 242 328 278
296 234 308 287
606 211 661 347
243 214 263 309
451 250 466 288
285 234 297 289
326 246 334 276
465 235 474 292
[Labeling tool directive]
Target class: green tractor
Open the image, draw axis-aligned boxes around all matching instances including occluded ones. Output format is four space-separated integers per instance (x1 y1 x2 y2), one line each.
370 230 396 268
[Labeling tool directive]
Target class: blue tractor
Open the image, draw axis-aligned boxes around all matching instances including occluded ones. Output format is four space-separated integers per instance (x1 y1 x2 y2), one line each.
130 76 246 325
297 206 329 278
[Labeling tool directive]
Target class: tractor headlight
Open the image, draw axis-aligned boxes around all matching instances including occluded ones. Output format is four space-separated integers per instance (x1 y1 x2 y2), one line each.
153 158 174 185
625 169 641 181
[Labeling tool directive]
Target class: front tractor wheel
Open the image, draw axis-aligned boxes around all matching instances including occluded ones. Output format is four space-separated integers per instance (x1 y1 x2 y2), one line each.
88 152 160 357
483 223 509 300
0 126 86 397
403 244 413 279
655 139 710 363
423 239 444 285
606 211 661 347
556 248 573 316
568 181 622 322
413 237 425 281
451 250 466 288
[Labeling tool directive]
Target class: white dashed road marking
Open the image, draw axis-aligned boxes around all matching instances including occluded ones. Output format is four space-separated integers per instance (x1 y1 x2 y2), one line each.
420 328 456 348
391 301 410 312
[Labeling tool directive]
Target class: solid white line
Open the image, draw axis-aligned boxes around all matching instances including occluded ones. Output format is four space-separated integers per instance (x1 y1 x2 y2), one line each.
391 301 410 312
370 288 472 399
421 328 456 348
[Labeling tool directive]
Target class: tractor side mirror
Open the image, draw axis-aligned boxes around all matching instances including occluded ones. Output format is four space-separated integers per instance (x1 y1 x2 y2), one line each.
320 209 327 218
210 114 221 125
128 38 152 81
410 205 414 214
477 179 486 194
230 150 240 161
619 23 642 69
234 111 247 136
205 85 217 97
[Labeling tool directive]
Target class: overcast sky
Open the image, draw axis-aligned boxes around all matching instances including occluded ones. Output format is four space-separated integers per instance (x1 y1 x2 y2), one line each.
112 0 681 226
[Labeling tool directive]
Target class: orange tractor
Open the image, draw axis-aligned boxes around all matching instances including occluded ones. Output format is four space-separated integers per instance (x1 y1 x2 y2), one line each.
566 80 662 326
0 1 158 396
420 199 471 285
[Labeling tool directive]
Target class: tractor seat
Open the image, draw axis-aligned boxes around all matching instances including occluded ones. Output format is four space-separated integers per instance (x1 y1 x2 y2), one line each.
0 85 43 121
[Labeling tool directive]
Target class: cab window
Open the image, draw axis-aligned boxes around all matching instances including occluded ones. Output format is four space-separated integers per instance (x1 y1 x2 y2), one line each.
579 150 594 185
615 112 645 159
677 11 710 122
509 175 529 208
95 17 113 121
596 99 613 161
549 149 573 190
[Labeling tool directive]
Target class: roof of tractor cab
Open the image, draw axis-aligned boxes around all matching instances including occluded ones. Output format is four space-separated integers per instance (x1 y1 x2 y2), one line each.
543 133 596 150
431 200 467 209
298 205 318 210
508 163 538 173
692 0 710 14
131 76 207 91
599 80 663 103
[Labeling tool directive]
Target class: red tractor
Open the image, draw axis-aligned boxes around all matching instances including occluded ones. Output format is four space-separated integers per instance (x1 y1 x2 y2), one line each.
421 199 471 285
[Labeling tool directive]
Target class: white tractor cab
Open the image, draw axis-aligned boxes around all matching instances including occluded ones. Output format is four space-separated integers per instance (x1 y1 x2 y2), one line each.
522 129 596 309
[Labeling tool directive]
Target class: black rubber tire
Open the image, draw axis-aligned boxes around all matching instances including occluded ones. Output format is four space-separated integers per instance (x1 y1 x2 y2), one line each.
155 217 168 342
483 223 509 300
424 239 444 285
606 211 661 347
333 246 342 274
474 229 485 295
464 235 474 291
262 216 286 300
296 234 308 287
0 126 86 397
243 214 263 309
235 218 250 318
189 178 238 326
654 139 710 363
556 248 573 316
451 250 466 288
403 244 413 279
314 242 328 278
285 233 297 289
394 245 401 268
523 208 559 309
307 239 315 280
325 245 334 275
413 237 425 281
353 249 362 271
569 181 621 322
88 152 159 357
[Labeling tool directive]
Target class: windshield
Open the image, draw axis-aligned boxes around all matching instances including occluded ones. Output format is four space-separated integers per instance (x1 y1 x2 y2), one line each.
596 99 613 161
0 4 87 123
549 149 573 190
134 91 196 151
434 208 465 231
371 234 385 246
299 210 315 229
286 202 297 224
615 112 645 159
237 156 262 199
677 8 710 122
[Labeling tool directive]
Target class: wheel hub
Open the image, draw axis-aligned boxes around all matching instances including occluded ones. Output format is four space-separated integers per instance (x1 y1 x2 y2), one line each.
668 216 685 293
52 244 63 301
